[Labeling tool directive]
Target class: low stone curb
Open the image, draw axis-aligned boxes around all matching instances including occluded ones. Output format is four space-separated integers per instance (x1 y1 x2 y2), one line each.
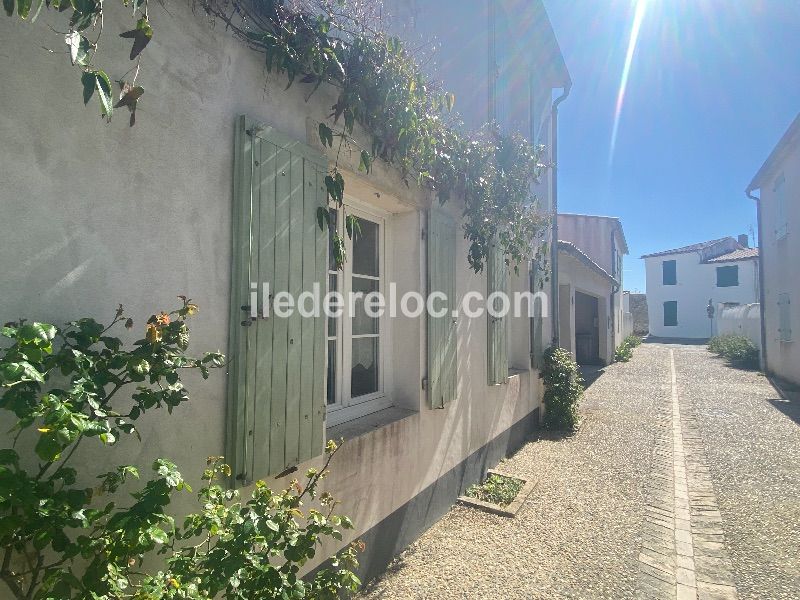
456 469 537 518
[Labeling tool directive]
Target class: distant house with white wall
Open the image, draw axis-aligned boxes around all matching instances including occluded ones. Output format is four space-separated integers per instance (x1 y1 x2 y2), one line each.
746 113 800 385
643 237 759 339
556 214 628 365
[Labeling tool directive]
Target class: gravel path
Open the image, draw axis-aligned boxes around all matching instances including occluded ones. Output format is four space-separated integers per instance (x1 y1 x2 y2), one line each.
673 346 800 599
360 345 673 600
358 344 800 599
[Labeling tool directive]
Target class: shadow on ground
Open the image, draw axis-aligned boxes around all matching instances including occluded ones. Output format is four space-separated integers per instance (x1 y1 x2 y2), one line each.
643 336 709 345
768 377 800 427
579 365 605 388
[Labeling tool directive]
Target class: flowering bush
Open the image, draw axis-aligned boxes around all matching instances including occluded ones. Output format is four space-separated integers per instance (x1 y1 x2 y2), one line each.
0 301 359 599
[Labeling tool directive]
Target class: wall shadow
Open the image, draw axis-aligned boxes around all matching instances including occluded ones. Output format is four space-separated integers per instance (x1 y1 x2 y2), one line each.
579 364 605 389
643 336 709 346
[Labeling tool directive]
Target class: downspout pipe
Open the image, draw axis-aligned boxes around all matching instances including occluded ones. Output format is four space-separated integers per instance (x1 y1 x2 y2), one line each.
550 83 572 347
747 186 769 373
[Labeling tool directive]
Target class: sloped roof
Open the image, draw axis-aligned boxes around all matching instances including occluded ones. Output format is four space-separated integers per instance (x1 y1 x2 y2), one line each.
640 237 733 259
558 240 617 284
703 247 759 263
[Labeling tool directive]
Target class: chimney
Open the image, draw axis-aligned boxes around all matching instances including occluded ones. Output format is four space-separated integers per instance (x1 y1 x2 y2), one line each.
738 234 749 248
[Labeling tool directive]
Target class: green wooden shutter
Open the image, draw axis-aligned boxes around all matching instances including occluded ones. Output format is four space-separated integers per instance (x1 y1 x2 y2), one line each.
487 242 508 385
227 116 327 484
663 301 678 327
530 259 544 370
427 208 458 408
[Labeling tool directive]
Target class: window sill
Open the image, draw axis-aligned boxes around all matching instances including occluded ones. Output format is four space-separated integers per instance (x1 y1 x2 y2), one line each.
327 406 417 441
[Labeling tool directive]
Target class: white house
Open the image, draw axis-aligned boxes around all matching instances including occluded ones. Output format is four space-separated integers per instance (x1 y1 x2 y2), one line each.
0 0 570 584
643 237 760 339
556 214 628 365
746 113 800 385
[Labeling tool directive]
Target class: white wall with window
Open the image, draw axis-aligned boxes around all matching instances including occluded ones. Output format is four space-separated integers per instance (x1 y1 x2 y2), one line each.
645 252 759 339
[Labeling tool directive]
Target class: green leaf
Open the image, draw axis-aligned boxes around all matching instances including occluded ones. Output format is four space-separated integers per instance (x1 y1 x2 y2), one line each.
148 526 169 544
318 122 333 148
17 0 32 18
315 206 330 232
99 432 116 445
444 92 455 113
0 449 19 465
358 150 372 174
18 322 56 344
95 70 113 118
69 0 96 30
66 32 91 66
3 0 13 16
35 434 62 462
119 17 153 59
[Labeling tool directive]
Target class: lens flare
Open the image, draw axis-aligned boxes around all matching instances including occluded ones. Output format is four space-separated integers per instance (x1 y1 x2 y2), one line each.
609 0 648 166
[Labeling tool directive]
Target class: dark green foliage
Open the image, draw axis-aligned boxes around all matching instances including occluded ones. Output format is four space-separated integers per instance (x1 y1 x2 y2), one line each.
466 473 524 508
541 347 583 431
0 302 360 599
614 335 642 363
708 334 760 370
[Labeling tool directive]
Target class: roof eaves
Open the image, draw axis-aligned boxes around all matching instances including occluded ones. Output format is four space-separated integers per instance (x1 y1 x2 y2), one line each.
558 240 618 284
746 113 800 195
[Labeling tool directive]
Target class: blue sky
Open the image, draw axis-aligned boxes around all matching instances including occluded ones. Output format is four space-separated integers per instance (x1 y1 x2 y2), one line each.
544 0 800 292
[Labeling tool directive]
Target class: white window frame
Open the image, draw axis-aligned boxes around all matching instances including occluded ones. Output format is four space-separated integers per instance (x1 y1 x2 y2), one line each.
326 198 393 427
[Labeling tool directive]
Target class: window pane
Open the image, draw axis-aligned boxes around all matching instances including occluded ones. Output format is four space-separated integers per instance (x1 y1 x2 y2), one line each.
352 276 379 335
327 340 337 405
716 266 738 287
351 337 378 397
328 273 339 337
352 217 379 277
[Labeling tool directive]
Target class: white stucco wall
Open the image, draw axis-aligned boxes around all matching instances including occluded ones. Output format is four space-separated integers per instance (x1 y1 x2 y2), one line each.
0 1 553 582
755 138 800 385
645 254 759 339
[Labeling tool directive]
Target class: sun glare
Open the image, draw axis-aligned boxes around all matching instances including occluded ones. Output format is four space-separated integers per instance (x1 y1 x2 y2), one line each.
609 0 649 167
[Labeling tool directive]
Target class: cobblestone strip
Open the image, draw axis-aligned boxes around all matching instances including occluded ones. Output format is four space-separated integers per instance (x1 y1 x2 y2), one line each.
637 350 739 600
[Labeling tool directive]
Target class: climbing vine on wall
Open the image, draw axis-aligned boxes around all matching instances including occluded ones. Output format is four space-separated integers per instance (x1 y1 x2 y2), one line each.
4 0 551 273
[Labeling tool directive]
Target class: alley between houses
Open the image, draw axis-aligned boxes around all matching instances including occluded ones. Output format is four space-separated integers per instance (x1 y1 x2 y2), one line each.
359 344 800 600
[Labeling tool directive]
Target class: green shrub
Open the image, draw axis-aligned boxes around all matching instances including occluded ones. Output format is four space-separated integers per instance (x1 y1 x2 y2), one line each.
624 335 643 348
615 343 634 362
614 335 642 363
0 302 360 599
541 347 584 431
707 334 760 369
466 473 524 507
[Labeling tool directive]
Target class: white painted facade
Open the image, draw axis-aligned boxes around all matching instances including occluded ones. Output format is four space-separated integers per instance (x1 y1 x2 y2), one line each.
644 242 759 339
747 113 800 385
0 0 569 583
